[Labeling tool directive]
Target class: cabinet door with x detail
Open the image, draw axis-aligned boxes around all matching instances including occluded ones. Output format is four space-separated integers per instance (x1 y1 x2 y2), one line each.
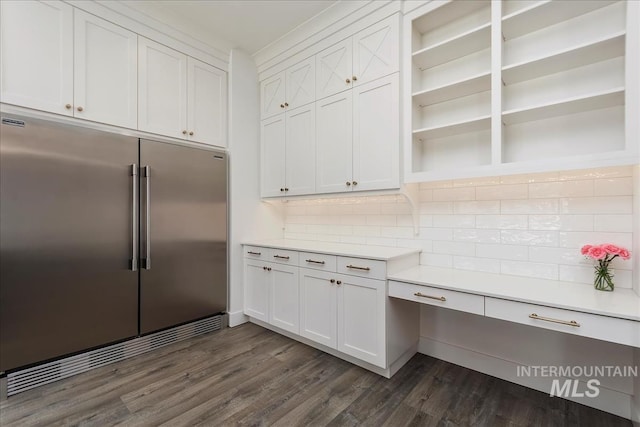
353 16 399 87
316 38 353 100
286 57 315 109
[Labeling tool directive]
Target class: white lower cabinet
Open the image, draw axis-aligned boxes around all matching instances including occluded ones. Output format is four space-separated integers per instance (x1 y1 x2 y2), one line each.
244 260 269 322
299 268 337 348
269 264 299 334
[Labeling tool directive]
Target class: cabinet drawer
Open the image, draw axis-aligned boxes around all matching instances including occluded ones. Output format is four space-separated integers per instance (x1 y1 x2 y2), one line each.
388 281 484 316
485 297 640 348
269 248 299 265
299 252 337 271
244 246 269 259
337 256 386 280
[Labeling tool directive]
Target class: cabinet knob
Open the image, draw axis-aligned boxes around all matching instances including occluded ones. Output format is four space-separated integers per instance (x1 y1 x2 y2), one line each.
263 266 267 270
284 102 289 107
346 181 351 186
346 78 351 84
65 104 72 110
336 280 342 285
77 106 83 112
182 130 188 135
352 76 357 81
280 188 284 192
284 188 289 192
189 131 194 136
267 267 272 271
280 104 285 108
330 279 335 284
352 181 358 186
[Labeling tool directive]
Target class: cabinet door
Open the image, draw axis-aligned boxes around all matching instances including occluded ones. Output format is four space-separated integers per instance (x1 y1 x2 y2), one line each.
299 268 337 349
244 260 269 322
269 264 299 334
337 274 386 368
352 74 399 192
286 57 315 109
316 38 353 99
0 0 73 115
261 71 286 119
138 37 187 139
260 114 286 197
352 16 399 86
74 10 137 128
315 91 353 194
285 104 316 196
187 57 227 147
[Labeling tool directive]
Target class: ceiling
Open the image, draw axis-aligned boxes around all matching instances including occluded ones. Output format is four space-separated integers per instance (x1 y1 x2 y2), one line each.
124 0 338 55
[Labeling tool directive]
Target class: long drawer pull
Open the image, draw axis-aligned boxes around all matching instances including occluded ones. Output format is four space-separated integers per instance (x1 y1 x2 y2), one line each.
346 264 370 271
305 259 325 265
273 255 290 260
414 292 446 302
529 313 580 327
247 251 261 256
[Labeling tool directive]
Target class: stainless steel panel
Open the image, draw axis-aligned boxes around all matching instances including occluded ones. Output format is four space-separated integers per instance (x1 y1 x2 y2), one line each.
140 140 227 334
0 115 139 372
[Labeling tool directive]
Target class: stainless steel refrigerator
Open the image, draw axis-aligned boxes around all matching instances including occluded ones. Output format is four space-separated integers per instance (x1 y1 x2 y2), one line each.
0 114 227 373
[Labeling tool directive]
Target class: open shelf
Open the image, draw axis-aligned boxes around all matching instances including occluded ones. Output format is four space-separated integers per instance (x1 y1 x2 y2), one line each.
502 88 624 125
502 0 617 40
412 72 491 107
413 23 490 70
413 115 491 141
412 129 492 175
502 33 625 85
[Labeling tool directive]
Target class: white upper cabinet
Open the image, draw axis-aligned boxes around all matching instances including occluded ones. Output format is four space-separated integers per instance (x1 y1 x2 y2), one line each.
261 57 315 119
74 10 137 129
352 74 399 191
138 37 188 139
316 91 353 194
316 38 353 100
187 57 227 146
352 16 399 87
260 114 286 197
1 0 73 116
285 104 316 196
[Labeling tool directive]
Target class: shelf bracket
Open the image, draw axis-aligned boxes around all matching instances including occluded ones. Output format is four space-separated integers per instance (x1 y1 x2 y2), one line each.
400 183 420 236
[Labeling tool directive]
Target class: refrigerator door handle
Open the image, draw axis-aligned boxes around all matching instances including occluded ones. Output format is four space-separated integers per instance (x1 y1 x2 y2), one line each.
131 164 138 271
144 165 151 270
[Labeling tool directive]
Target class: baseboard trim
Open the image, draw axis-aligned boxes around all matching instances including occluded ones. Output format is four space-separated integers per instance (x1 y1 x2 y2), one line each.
418 336 632 420
228 310 249 327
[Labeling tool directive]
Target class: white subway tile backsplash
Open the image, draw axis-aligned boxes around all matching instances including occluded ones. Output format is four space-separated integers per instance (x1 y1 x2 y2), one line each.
432 187 476 201
501 199 558 214
454 229 501 243
501 230 558 246
558 231 633 249
476 184 528 200
454 201 500 214
593 177 633 196
594 214 633 232
453 256 501 273
476 215 528 230
560 196 632 214
529 180 594 198
476 243 528 261
528 215 594 231
501 261 558 280
432 214 476 228
433 241 475 256
281 166 635 291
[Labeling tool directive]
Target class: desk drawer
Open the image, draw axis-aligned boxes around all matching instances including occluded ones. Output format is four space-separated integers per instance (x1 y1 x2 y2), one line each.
485 297 640 348
299 252 337 271
389 281 484 315
244 246 269 259
269 248 299 265
337 256 386 280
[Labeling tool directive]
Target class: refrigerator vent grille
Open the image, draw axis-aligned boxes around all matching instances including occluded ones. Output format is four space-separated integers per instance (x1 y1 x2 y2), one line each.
6 315 223 396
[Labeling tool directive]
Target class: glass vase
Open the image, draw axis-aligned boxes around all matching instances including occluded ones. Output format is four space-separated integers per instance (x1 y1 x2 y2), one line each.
594 262 614 291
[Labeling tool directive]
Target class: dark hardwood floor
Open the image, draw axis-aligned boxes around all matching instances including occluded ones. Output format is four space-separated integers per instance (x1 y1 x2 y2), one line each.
0 323 631 426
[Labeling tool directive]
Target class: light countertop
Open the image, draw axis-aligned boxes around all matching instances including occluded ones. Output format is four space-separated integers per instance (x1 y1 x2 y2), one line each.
242 239 420 261
388 266 640 321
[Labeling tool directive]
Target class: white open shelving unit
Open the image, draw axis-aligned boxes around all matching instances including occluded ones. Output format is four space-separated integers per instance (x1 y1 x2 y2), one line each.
403 0 640 182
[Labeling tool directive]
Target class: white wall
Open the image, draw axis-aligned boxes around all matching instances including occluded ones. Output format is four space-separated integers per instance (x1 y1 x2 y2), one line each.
283 166 635 288
228 49 283 327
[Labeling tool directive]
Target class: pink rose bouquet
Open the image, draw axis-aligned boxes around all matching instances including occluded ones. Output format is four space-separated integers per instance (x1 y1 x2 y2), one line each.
580 244 631 291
